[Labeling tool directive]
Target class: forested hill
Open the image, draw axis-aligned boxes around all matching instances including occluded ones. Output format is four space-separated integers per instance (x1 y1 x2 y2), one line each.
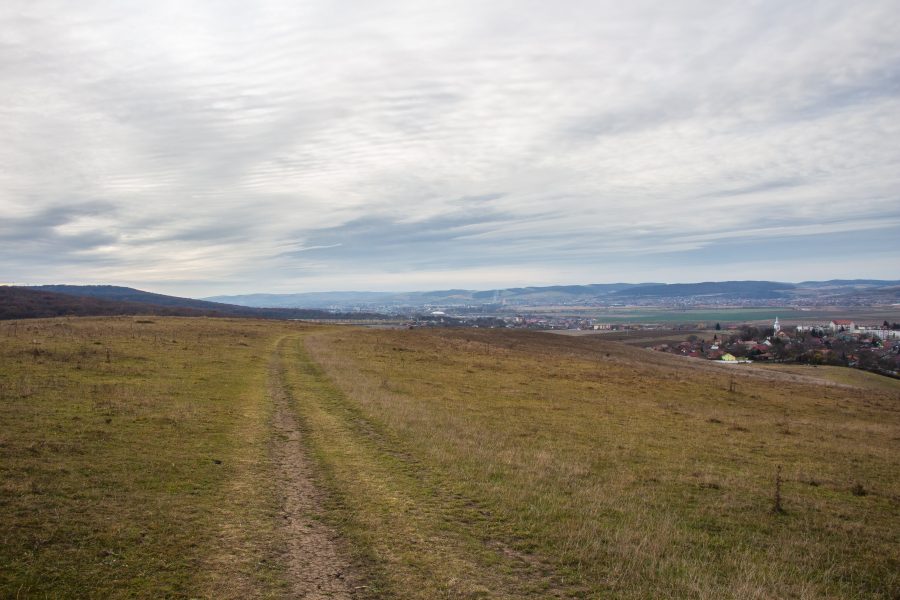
2 286 381 320
0 287 211 320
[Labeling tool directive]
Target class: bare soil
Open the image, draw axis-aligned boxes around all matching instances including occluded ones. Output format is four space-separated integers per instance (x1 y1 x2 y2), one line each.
269 338 362 599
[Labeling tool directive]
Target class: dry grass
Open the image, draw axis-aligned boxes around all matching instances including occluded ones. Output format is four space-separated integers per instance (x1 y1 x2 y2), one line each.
279 337 580 599
2 318 898 598
751 363 900 393
300 327 900 599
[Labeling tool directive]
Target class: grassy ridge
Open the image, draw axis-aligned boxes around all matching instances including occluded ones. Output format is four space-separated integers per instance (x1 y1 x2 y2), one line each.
0 317 300 597
301 328 900 599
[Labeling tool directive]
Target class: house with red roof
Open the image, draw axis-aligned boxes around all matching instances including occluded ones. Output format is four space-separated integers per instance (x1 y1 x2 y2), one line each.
830 319 856 332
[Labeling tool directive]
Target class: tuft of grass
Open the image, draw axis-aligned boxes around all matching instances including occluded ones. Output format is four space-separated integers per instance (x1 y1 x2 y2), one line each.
772 465 786 515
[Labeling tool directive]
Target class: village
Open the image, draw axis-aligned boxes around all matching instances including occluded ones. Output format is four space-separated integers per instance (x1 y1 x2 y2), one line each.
402 311 900 377
649 317 900 377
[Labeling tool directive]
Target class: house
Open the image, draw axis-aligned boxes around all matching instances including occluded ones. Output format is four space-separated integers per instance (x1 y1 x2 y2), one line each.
721 353 737 362
860 327 900 340
830 319 856 332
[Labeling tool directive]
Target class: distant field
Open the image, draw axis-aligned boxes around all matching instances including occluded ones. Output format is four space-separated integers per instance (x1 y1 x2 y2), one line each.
517 306 900 325
2 317 898 598
550 329 721 346
751 363 900 393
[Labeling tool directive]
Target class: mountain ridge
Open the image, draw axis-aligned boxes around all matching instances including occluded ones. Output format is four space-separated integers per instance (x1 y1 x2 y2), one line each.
205 279 900 309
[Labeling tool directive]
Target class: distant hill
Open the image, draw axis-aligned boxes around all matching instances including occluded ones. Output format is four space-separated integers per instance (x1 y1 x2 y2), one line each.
797 279 900 288
611 281 796 299
481 283 657 301
206 279 900 310
31 285 228 309
5 286 382 321
0 287 212 320
206 281 799 309
206 283 658 309
207 291 398 309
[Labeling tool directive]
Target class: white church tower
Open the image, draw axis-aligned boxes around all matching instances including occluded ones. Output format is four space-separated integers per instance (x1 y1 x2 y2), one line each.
773 316 780 332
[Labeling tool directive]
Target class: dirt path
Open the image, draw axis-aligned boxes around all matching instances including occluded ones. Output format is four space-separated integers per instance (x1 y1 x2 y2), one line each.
268 337 360 599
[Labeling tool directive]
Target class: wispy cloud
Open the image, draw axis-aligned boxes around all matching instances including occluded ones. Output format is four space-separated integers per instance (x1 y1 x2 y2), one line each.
1 0 898 294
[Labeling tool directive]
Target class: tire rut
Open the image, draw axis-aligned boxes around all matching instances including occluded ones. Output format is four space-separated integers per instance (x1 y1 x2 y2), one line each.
269 337 361 599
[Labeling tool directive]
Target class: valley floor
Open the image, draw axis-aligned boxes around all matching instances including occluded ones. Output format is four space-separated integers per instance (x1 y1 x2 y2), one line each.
1 317 898 598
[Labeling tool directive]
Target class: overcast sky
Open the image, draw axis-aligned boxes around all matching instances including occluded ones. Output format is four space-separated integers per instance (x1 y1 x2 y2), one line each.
2 1 899 296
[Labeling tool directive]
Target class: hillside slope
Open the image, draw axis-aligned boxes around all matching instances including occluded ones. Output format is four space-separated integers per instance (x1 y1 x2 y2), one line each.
0 286 212 320
297 327 899 598
18 285 379 320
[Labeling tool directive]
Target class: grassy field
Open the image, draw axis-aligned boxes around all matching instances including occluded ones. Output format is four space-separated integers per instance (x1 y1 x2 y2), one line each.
2 317 899 598
0 317 304 597
298 328 900 599
751 363 900 393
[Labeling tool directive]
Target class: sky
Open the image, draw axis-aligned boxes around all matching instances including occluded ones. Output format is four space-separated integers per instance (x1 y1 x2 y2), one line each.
1 0 899 297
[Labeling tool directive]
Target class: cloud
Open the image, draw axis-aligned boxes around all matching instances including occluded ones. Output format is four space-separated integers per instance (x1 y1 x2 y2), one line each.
1 0 898 294
0 201 119 259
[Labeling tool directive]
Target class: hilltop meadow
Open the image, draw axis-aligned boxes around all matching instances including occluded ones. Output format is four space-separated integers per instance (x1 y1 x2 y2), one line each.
1 316 898 598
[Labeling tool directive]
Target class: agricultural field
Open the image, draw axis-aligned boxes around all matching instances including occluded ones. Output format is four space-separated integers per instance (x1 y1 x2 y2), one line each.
2 317 899 598
521 306 900 326
551 328 723 346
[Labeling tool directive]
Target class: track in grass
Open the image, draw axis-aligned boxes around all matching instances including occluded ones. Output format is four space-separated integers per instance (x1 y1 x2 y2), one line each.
269 336 362 598
277 334 583 599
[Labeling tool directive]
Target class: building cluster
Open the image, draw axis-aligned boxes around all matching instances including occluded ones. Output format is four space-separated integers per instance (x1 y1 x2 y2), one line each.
406 313 665 331
651 318 900 376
